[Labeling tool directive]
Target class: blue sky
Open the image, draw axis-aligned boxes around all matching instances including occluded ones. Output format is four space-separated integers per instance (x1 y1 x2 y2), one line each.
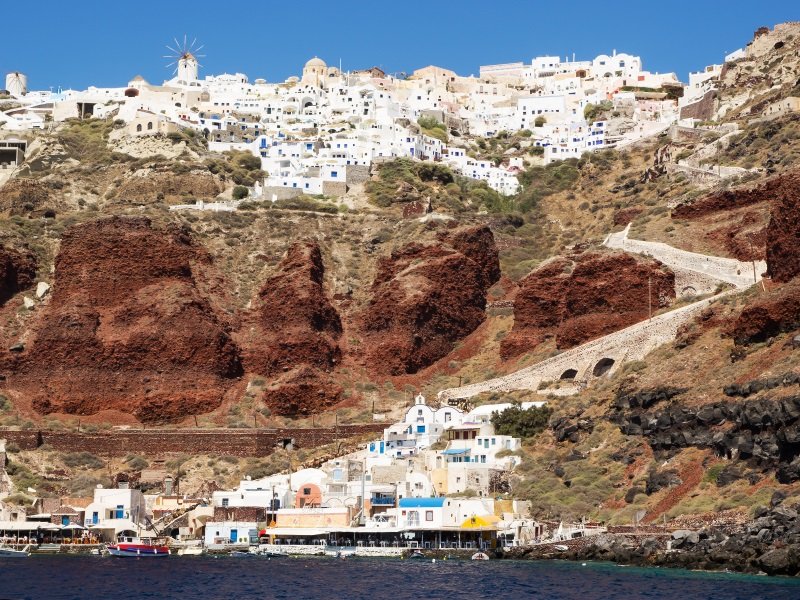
2 1 797 91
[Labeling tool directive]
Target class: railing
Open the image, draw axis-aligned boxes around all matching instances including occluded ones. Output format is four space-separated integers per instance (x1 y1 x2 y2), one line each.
370 497 396 506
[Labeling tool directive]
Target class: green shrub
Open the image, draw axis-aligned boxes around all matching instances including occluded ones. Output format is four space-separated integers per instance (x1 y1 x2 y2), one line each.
62 451 105 469
232 185 250 200
491 403 553 438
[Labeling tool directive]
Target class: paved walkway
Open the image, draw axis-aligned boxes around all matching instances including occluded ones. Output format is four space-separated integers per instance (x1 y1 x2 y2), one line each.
437 230 763 402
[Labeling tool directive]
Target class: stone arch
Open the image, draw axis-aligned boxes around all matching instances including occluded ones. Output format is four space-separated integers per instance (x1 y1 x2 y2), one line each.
680 285 697 298
560 369 578 380
592 357 615 377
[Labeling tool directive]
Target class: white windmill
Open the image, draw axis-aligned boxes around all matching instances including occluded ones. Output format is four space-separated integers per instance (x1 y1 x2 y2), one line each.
4 72 27 97
164 36 205 83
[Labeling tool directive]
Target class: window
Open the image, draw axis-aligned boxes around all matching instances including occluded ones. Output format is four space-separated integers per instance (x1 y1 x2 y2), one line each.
303 488 311 495
147 122 153 131
222 498 229 507
425 511 434 522
331 171 338 178
136 124 142 132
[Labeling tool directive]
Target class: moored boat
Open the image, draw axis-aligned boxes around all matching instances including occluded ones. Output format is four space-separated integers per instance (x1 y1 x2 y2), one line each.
471 551 490 560
107 536 170 557
0 544 31 558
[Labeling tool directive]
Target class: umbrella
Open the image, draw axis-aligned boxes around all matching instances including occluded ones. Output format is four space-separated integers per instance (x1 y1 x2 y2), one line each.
37 524 61 531
61 524 86 531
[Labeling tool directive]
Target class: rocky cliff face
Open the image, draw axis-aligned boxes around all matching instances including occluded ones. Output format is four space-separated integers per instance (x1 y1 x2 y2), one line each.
502 252 675 359
109 171 224 205
245 240 343 416
360 225 500 376
0 245 36 305
765 170 800 283
0 178 57 216
730 279 800 345
3 216 242 423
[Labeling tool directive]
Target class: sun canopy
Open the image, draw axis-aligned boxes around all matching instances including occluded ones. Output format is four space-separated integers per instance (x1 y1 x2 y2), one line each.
61 524 86 530
461 515 500 530
441 448 470 455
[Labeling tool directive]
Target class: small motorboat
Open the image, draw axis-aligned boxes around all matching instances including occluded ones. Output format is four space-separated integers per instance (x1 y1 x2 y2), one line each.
471 552 490 561
231 550 254 558
0 544 31 558
553 544 569 552
107 536 170 557
408 550 426 559
177 546 205 556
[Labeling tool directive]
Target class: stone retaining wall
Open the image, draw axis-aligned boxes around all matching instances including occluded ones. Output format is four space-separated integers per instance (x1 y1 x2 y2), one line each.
604 224 765 289
0 424 385 458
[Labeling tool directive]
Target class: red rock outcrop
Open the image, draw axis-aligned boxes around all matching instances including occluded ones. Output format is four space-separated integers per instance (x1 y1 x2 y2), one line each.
360 225 501 376
4 216 242 423
261 366 343 417
245 240 343 416
765 171 800 283
730 279 800 344
0 245 36 305
501 252 675 359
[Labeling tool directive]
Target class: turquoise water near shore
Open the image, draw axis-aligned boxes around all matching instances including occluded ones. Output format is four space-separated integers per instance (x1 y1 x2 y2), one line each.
2 555 799 599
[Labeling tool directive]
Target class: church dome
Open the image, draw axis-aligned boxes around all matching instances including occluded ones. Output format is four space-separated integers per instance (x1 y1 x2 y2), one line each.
305 56 327 68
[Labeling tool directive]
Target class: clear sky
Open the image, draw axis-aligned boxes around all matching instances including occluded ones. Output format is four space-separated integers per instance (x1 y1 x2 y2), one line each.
2 1 798 91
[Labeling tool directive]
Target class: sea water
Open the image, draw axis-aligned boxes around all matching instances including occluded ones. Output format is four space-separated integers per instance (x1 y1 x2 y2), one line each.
2 556 799 600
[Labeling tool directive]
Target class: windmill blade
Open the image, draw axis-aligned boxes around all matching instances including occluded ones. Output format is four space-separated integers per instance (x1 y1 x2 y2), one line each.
166 44 180 54
183 34 188 52
194 44 205 54
191 37 197 50
165 61 177 68
174 38 182 52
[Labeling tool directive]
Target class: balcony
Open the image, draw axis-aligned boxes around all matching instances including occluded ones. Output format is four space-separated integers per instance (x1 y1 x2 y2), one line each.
370 496 396 506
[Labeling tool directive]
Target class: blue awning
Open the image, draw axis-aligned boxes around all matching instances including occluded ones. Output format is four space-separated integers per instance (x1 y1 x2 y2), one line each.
441 448 470 455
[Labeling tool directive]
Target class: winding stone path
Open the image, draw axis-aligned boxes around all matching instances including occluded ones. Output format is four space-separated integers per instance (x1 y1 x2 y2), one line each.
437 229 763 402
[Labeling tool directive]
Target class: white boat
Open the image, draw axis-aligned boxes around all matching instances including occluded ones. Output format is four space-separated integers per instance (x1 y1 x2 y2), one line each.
0 544 31 558
553 544 569 552
471 552 490 561
177 546 205 556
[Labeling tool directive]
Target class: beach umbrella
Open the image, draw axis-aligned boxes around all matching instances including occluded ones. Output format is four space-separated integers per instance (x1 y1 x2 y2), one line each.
61 524 86 530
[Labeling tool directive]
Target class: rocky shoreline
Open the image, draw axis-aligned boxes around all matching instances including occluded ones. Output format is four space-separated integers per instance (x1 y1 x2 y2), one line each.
502 498 800 576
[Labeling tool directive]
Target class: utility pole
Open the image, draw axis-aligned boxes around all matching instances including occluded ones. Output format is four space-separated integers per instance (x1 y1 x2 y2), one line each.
648 276 652 320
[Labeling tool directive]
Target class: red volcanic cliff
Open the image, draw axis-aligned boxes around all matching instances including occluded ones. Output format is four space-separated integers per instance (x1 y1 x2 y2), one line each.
245 240 343 416
765 170 800 283
360 225 501 376
730 279 800 345
501 252 675 359
3 216 242 423
0 245 36 305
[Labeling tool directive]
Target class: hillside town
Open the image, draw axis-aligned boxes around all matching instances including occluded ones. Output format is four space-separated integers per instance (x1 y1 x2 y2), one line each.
0 397 588 556
1 41 752 199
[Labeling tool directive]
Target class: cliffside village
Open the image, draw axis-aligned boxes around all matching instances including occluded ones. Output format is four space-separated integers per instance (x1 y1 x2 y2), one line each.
0 396 602 554
3 39 779 200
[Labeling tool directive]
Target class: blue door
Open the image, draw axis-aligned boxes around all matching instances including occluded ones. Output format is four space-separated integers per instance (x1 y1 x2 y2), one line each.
92 512 99 525
61 516 70 526
115 505 124 519
230 529 238 543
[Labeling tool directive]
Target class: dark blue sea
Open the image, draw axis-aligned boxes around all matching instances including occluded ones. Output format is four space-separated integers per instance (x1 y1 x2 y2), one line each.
2 556 800 600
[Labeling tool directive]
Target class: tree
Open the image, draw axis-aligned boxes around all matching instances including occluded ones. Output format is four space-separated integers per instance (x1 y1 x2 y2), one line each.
490 402 552 438
232 185 250 200
534 116 547 127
